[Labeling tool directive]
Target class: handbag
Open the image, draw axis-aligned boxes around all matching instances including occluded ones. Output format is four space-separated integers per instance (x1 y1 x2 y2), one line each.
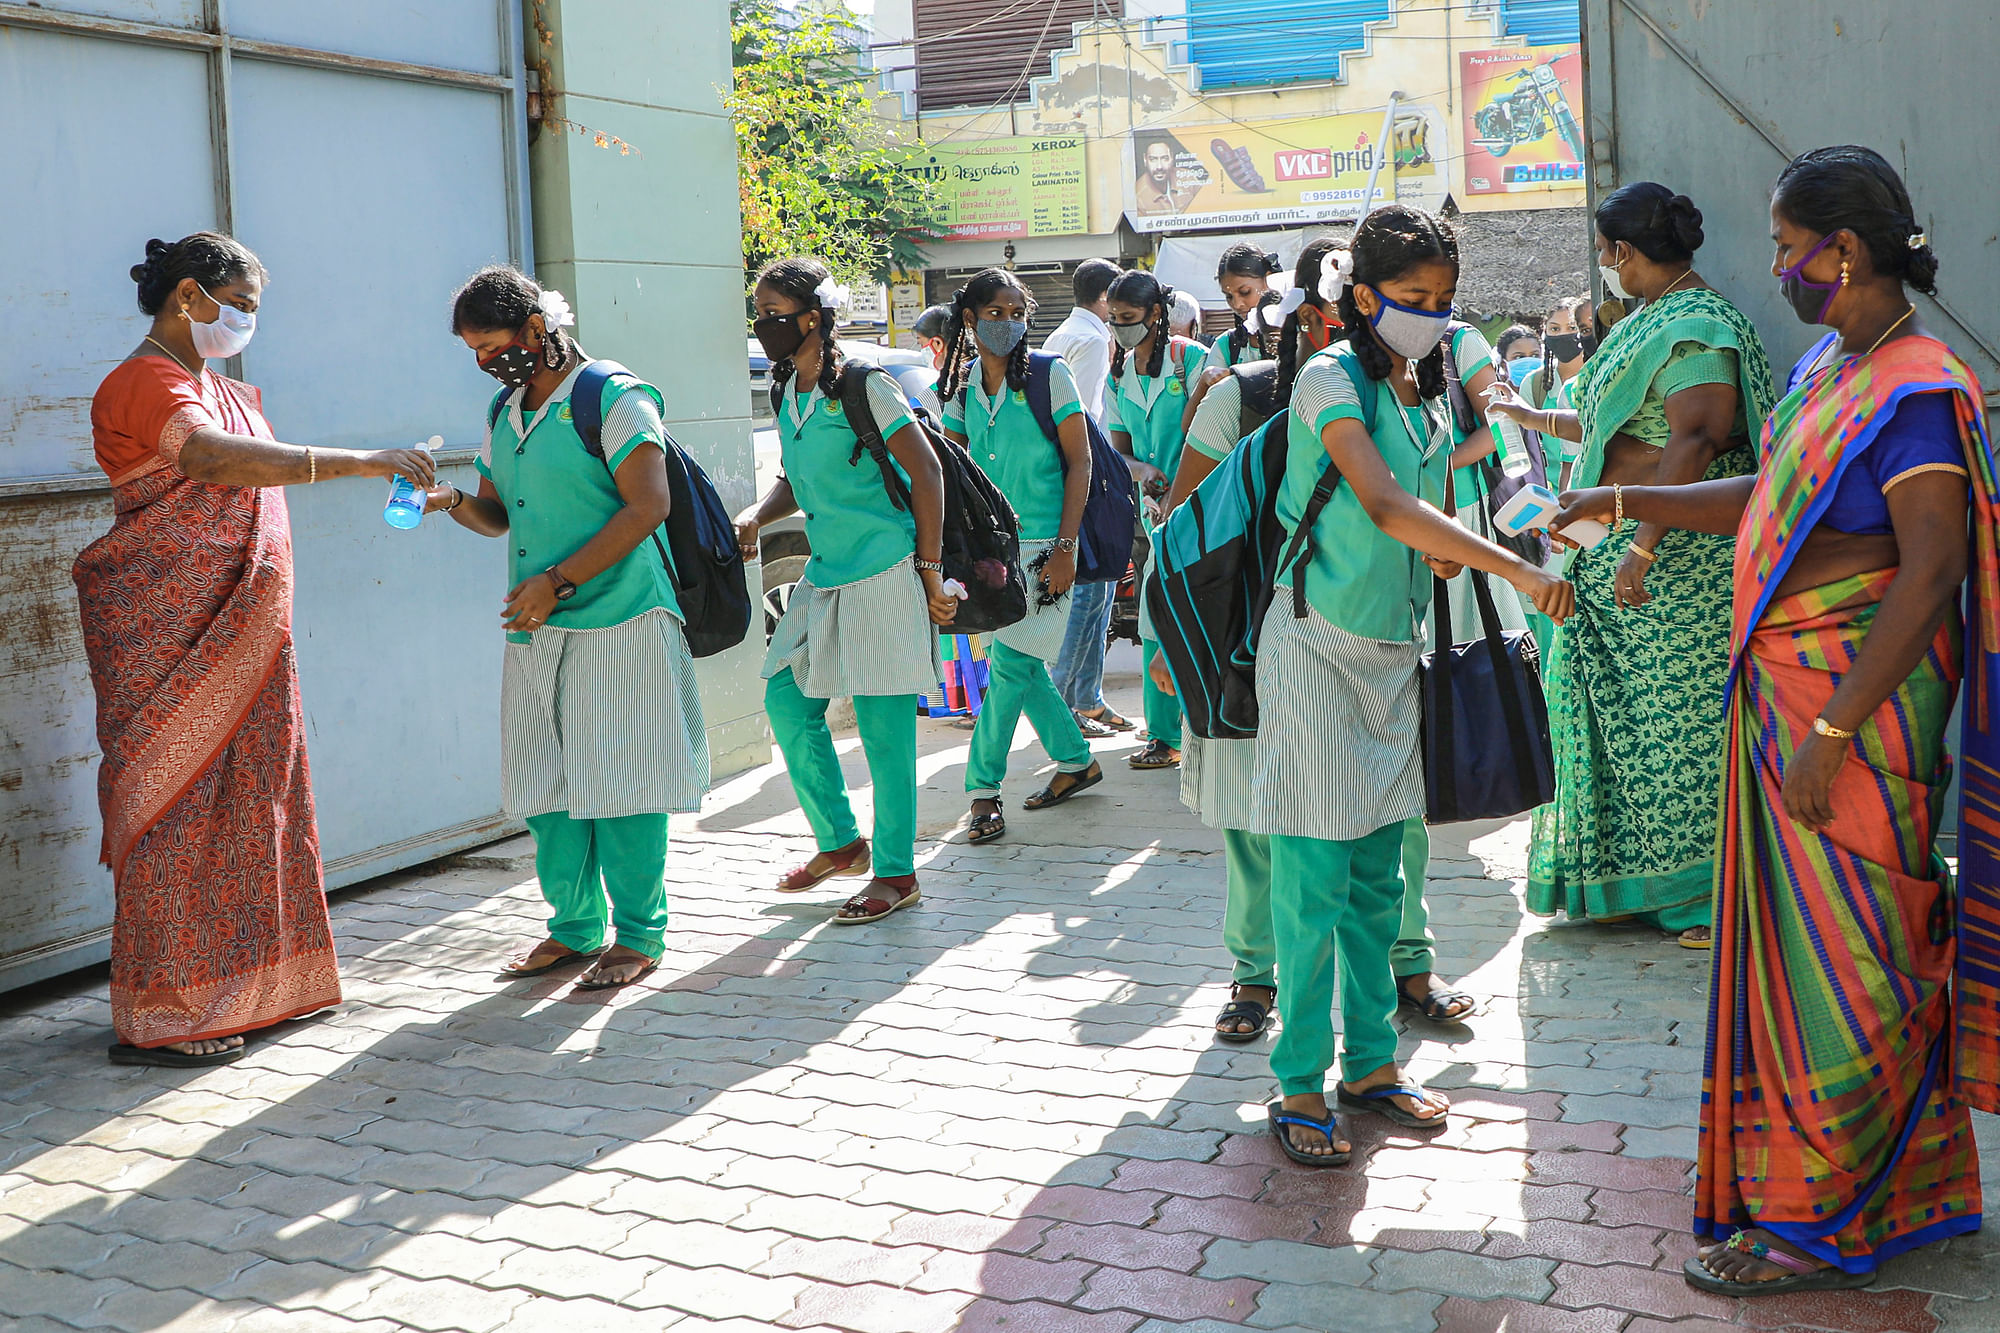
1419 569 1555 823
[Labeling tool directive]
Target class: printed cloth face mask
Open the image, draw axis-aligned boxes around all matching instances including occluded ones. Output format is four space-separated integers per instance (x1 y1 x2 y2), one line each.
1777 232 1844 324
478 335 540 387
190 287 256 359
975 318 1029 356
1366 289 1451 360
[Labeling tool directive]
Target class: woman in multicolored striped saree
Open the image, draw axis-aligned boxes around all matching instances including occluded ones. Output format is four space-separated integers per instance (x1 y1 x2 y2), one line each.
1556 146 2000 1294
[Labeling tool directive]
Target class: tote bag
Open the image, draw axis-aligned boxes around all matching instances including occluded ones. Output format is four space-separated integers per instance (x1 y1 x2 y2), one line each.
1419 569 1555 822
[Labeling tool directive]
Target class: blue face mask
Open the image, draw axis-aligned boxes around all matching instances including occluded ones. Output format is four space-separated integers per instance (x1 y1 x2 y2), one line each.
1506 356 1539 387
975 317 1029 357
1366 289 1453 360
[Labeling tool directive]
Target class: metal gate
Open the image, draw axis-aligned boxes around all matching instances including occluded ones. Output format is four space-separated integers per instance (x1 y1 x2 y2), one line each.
1579 0 2000 401
0 1 534 990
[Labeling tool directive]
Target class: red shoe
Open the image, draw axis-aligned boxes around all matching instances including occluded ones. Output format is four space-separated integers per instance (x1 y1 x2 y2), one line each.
776 838 870 893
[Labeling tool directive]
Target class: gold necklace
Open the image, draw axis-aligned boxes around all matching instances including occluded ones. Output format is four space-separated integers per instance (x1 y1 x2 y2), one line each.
1658 267 1696 297
143 336 203 382
1864 306 1915 354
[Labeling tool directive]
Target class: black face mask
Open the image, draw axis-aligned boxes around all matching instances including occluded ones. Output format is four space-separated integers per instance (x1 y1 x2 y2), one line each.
1544 333 1584 363
753 312 811 362
477 338 539 388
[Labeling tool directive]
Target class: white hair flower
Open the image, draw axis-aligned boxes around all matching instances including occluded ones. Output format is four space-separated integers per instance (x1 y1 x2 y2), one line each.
1248 280 1296 335
814 278 850 311
1316 248 1355 305
536 288 576 328
1275 286 1309 320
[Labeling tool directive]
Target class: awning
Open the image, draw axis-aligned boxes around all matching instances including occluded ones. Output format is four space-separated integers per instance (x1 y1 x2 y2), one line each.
1153 229 1317 309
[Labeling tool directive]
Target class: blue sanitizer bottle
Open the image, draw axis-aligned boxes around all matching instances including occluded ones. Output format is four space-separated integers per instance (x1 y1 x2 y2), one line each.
383 436 443 529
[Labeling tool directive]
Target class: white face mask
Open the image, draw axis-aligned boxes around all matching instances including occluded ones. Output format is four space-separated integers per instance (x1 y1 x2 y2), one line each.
190 286 256 360
1598 248 1632 302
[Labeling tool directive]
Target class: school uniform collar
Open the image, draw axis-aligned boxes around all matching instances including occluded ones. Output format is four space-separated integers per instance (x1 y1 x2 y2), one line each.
1117 348 1173 414
506 361 588 441
967 370 1011 429
783 378 830 436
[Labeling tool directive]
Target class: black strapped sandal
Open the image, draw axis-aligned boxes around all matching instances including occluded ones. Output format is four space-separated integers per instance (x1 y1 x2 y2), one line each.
1214 984 1275 1043
967 800 1005 844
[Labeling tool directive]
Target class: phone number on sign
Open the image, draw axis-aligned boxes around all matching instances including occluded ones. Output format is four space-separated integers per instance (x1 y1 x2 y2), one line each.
1297 187 1370 204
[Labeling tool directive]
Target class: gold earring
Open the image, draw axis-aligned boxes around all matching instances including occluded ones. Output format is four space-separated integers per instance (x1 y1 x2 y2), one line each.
1840 260 1851 288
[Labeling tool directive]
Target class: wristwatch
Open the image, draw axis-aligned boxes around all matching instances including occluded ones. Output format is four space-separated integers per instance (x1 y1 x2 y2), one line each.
1053 536 1078 553
545 565 578 602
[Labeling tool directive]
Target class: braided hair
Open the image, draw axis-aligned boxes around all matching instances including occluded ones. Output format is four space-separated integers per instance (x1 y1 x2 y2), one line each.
1334 204 1459 400
934 266 1036 404
1772 145 1939 296
1216 242 1284 364
1273 237 1345 405
1107 270 1173 380
131 232 265 316
756 256 842 400
450 264 575 370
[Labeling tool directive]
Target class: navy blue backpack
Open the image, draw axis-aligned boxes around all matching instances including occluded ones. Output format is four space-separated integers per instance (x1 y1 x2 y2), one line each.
1023 351 1137 584
487 360 752 658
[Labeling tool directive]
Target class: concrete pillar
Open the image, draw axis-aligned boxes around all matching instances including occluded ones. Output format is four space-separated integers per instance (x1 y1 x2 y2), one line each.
525 0 768 775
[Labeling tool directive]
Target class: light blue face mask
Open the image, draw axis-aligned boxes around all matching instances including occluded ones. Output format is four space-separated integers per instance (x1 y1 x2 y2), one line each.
1367 290 1453 360
1506 356 1539 387
975 317 1029 357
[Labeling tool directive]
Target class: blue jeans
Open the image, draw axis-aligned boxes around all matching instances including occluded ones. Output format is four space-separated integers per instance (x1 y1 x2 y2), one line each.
1052 579 1113 712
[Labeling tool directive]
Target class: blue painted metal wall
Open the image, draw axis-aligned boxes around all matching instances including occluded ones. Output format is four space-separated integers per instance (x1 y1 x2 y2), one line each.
1495 0 1579 44
0 2 533 990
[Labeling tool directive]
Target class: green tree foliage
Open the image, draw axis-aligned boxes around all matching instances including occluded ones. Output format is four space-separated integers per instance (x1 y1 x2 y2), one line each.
728 1 940 289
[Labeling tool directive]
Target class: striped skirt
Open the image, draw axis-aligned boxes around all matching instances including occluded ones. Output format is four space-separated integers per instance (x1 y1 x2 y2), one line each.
1181 733 1258 832
502 608 711 819
1696 570 1981 1270
1249 600 1423 843
994 538 1075 663
763 556 943 698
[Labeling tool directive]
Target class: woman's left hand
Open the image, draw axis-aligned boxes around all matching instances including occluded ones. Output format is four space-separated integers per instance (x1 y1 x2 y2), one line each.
1782 730 1848 832
503 572 559 632
1613 549 1652 609
921 570 959 626
1041 545 1078 598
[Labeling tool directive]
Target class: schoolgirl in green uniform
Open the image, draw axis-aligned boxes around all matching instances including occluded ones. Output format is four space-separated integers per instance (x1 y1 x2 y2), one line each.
734 258 957 925
1211 242 1286 369
1159 239 1480 1044
1251 206 1572 1166
432 267 709 990
1102 269 1209 770
934 268 1104 842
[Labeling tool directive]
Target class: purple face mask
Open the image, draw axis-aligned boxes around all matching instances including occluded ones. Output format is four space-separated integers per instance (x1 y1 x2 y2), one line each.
1778 232 1843 325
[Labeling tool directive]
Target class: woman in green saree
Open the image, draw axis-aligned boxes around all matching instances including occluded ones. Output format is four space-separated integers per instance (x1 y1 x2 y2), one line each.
1489 183 1775 946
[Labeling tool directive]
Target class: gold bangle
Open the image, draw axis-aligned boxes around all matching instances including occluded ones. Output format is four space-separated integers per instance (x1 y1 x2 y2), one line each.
305 445 316 485
1627 543 1656 563
1613 483 1624 526
1813 716 1856 740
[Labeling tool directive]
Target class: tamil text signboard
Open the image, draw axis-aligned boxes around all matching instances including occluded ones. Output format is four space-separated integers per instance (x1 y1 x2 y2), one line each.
908 136 1088 240
1121 111 1393 234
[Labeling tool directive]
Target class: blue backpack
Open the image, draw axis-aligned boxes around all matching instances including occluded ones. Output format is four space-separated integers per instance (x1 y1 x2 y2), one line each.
487 360 751 658
1143 346 1380 740
1023 351 1137 584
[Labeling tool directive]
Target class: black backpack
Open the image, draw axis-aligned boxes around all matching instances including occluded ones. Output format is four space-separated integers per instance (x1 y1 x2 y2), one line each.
838 362 1028 635
1022 351 1137 585
1232 360 1283 440
486 360 752 658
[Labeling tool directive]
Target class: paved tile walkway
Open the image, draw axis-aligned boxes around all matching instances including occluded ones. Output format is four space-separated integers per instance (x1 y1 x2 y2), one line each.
3 650 1995 1332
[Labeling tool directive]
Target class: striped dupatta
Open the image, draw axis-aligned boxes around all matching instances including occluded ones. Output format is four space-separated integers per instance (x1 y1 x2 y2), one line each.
1726 336 2000 1111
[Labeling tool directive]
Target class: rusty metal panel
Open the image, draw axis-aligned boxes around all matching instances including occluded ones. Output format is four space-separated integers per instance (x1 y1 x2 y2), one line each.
28 0 202 26
912 0 1118 111
1580 0 2000 394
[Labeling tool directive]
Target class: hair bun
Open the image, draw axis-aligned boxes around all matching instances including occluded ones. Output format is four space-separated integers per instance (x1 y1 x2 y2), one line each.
1662 195 1706 252
1264 253 1284 275
130 237 170 286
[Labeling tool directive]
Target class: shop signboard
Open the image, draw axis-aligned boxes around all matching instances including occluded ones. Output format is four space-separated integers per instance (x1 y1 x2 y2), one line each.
1460 43 1586 196
907 136 1088 239
1121 111 1393 234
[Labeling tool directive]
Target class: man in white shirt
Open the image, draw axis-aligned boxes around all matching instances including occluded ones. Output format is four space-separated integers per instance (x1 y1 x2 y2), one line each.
1040 258 1132 735
1038 258 1118 420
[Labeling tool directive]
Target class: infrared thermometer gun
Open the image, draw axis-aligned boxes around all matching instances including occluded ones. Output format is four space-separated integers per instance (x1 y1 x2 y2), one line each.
1493 483 1609 548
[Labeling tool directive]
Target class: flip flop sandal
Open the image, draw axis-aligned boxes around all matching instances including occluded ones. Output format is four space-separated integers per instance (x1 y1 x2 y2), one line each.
776 838 870 893
1336 1082 1450 1130
967 802 1006 844
498 943 602 979
1127 740 1180 770
574 954 661 991
108 1042 245 1068
1022 763 1104 810
1266 1102 1350 1168
1679 927 1713 950
832 882 920 925
1681 1235 1874 1296
1397 979 1477 1024
1214 985 1275 1043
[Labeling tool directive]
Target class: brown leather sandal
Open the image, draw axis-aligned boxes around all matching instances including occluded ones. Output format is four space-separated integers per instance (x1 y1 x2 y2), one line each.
499 939 601 978
777 838 870 893
832 878 921 925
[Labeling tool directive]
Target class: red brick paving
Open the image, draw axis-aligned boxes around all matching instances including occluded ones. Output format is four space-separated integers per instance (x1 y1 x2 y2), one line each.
1434 1296 1629 1332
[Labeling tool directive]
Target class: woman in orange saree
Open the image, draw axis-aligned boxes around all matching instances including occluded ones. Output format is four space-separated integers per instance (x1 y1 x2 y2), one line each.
1556 147 1999 1294
76 233 434 1066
